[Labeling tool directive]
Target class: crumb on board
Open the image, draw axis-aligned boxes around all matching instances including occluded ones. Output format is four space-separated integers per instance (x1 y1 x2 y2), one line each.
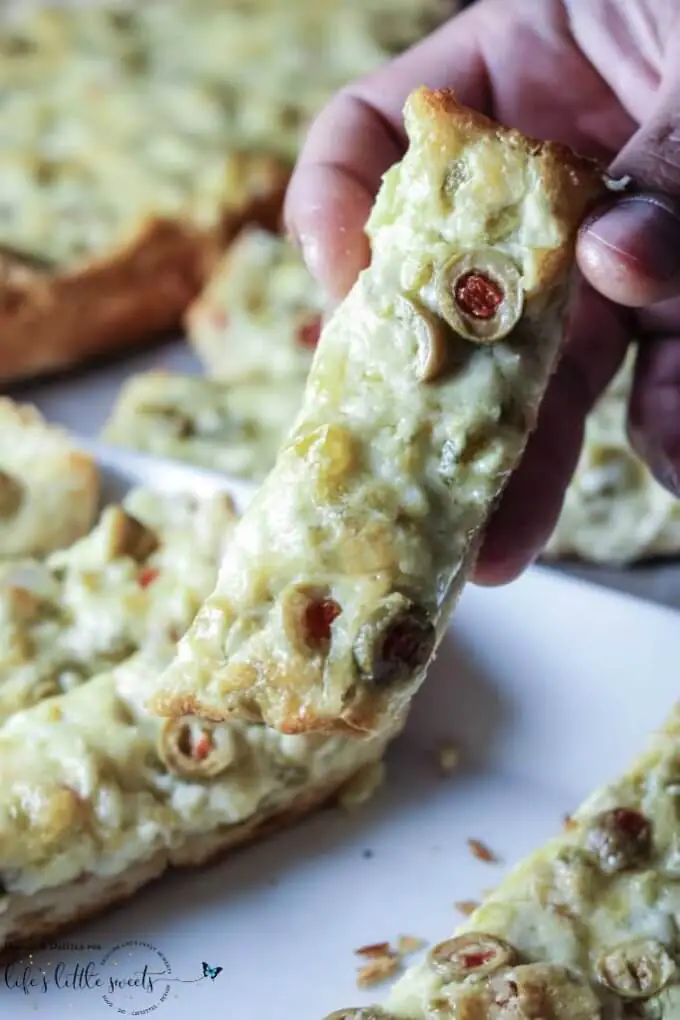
353 935 427 988
397 935 426 956
356 955 402 988
454 899 479 917
467 838 500 863
362 848 374 859
563 813 578 831
355 942 393 959
436 741 460 776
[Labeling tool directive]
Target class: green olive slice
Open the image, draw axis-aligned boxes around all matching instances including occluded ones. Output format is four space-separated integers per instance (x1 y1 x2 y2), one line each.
595 938 675 999
353 593 435 688
585 807 652 874
428 933 517 982
395 294 449 383
279 583 341 654
436 250 523 344
158 717 238 779
100 507 159 562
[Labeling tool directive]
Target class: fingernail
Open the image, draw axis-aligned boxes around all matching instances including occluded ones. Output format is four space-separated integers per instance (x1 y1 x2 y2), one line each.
585 195 680 284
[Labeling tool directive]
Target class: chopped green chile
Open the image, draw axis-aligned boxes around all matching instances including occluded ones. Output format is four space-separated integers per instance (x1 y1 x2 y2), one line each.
595 939 676 999
436 250 523 344
353 593 435 688
428 932 517 982
586 807 652 874
0 469 24 519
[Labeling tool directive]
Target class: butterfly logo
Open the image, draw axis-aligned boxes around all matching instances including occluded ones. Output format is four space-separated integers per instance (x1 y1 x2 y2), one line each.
202 961 223 982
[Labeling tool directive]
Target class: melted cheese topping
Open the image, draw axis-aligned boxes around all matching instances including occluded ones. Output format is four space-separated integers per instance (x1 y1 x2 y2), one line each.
0 482 395 914
0 648 391 901
0 486 238 721
103 371 303 482
0 0 447 265
545 351 680 565
381 708 680 1020
154 88 605 734
188 227 322 383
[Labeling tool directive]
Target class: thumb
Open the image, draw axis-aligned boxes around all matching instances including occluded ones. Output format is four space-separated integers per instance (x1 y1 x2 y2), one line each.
577 77 680 308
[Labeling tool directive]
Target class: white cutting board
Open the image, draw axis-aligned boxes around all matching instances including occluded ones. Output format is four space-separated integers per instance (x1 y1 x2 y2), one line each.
2 563 677 1020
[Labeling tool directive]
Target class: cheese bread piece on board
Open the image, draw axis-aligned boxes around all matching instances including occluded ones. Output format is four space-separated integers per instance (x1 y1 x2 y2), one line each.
0 399 99 559
152 88 608 735
0 649 403 952
0 486 238 722
544 350 680 565
187 227 322 383
102 370 302 483
324 705 680 1019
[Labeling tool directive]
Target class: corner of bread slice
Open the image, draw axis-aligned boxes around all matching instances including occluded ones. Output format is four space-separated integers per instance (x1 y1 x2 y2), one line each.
368 86 607 297
149 89 609 737
0 398 100 558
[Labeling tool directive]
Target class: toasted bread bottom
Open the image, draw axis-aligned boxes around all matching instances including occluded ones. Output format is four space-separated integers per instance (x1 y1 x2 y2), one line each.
0 737 392 952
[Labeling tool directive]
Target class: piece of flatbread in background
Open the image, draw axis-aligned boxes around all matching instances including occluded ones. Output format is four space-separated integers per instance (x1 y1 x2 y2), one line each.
103 230 320 482
544 349 680 565
151 87 608 736
0 399 99 559
0 149 289 385
187 226 322 382
325 705 680 1019
0 485 238 722
102 370 302 482
0 0 452 383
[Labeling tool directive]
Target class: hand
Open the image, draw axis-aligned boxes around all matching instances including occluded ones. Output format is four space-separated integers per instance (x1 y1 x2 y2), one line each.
284 0 680 584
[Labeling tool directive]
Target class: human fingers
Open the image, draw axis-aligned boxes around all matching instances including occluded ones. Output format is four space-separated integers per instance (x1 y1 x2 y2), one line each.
578 62 680 308
627 300 680 496
284 3 489 301
474 281 631 584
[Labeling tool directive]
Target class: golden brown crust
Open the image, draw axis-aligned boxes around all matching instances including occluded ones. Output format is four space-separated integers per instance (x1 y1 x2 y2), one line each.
0 157 288 385
416 89 605 201
0 766 367 953
410 88 606 294
0 397 100 559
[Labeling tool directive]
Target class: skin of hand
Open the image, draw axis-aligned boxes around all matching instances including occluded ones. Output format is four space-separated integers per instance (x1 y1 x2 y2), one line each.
284 0 680 585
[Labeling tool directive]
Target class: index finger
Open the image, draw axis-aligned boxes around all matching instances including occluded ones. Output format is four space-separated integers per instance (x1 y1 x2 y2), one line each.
284 4 489 300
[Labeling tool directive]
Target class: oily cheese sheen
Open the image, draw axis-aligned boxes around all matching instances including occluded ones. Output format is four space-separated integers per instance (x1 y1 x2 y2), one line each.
0 484 239 723
152 88 608 736
0 464 403 951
